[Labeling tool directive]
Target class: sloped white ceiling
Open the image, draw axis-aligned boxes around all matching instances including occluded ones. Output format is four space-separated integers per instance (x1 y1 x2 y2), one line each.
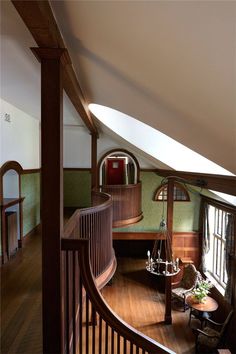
0 1 85 126
51 0 236 174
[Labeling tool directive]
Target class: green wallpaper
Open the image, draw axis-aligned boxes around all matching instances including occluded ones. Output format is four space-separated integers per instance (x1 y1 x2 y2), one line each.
115 171 201 232
21 173 40 236
64 170 91 207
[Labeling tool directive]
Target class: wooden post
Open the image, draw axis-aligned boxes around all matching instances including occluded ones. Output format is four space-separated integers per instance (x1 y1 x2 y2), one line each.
91 133 98 190
165 178 174 324
31 47 66 354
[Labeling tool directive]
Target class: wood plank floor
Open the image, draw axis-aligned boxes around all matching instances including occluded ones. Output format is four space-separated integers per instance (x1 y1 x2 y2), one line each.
1 231 195 354
101 258 196 354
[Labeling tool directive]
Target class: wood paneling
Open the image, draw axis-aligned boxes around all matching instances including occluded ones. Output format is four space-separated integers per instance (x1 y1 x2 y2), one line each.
102 183 143 227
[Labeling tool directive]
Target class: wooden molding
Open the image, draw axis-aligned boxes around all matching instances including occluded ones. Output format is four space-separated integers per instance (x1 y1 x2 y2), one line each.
113 214 143 228
63 168 91 172
21 168 41 174
11 0 98 136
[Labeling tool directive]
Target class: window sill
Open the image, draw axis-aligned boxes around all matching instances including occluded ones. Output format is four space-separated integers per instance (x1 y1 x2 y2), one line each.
204 271 225 296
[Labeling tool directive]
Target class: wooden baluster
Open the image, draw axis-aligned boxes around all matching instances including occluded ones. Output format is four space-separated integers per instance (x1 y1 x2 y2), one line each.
117 333 120 354
124 338 127 354
92 306 96 354
130 342 133 354
79 275 83 354
86 293 89 354
72 252 76 354
111 328 114 354
105 323 108 354
66 251 70 354
99 315 102 354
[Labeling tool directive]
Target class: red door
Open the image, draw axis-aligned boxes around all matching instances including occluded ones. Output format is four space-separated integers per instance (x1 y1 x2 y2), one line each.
106 158 125 185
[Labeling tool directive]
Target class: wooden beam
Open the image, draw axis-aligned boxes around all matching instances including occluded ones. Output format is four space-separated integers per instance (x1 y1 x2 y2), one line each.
31 47 65 353
11 0 98 136
156 169 236 196
165 179 174 324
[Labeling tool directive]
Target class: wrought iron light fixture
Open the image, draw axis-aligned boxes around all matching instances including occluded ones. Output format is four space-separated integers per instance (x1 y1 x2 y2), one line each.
146 175 205 277
146 217 180 277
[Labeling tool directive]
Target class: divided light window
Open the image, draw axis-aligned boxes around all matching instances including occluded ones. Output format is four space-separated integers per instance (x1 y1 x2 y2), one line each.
206 205 233 291
154 182 190 202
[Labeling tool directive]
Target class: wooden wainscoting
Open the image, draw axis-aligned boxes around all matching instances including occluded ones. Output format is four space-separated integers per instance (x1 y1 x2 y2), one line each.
113 231 200 266
172 232 200 267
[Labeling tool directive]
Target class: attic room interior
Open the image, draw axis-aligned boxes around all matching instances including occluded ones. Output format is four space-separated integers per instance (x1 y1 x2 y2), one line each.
0 1 236 354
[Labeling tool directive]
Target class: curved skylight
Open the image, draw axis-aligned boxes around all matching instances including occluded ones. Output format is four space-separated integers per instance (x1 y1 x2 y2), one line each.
89 104 234 176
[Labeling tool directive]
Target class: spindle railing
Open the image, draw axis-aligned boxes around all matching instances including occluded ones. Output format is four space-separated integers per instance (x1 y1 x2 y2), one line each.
63 191 115 281
101 182 143 227
61 238 175 354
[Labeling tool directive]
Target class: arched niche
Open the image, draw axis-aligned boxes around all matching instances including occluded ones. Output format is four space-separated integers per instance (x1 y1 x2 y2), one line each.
98 149 140 186
0 161 24 264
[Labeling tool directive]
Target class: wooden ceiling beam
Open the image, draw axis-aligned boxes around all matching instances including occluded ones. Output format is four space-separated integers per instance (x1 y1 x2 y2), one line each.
11 0 98 135
156 169 236 196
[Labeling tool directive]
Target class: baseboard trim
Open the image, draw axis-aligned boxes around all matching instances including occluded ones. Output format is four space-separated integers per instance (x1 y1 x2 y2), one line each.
21 224 41 246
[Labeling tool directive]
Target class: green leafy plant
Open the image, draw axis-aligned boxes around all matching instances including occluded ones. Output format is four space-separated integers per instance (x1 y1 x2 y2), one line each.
192 279 213 303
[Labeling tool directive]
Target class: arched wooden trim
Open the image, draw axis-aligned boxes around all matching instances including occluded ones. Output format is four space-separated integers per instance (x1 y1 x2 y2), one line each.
0 161 23 200
154 182 190 202
0 161 24 264
98 148 140 185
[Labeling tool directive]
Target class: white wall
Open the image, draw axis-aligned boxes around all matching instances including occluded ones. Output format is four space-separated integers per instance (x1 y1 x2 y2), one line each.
0 98 40 169
63 126 155 168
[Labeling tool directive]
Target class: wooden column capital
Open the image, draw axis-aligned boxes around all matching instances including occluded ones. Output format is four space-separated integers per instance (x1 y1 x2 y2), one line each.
31 47 69 65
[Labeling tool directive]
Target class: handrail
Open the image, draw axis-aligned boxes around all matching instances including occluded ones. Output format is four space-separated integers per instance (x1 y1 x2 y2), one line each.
63 190 114 279
61 237 175 354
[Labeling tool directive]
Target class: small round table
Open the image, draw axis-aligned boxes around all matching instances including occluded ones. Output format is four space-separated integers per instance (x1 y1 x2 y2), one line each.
186 295 218 327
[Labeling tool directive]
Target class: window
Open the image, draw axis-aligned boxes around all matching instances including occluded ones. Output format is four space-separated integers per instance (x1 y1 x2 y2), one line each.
206 205 233 291
154 182 190 201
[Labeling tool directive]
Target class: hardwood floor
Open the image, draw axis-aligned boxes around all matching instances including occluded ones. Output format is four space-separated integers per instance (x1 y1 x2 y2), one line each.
1 231 42 354
101 258 196 354
1 231 195 354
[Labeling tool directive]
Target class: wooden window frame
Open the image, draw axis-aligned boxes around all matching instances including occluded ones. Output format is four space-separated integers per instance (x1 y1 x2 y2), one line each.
154 182 190 202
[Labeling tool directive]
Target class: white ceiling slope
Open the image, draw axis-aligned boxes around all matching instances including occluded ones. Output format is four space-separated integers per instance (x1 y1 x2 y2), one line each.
0 1 84 126
51 0 236 174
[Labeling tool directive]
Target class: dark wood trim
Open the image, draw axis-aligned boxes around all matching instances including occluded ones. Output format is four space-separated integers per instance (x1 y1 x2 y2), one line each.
201 195 236 213
21 168 41 174
165 179 174 324
113 231 198 240
154 181 190 202
95 254 117 290
156 169 236 196
63 168 91 172
113 214 143 228
32 46 64 354
1 198 25 264
11 0 98 135
91 133 98 190
98 148 141 183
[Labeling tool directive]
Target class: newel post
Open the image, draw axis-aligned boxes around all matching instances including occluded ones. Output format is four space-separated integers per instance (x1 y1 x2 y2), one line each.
31 47 67 353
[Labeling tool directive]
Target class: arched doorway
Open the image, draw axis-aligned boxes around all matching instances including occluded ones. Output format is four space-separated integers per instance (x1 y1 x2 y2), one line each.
98 149 140 187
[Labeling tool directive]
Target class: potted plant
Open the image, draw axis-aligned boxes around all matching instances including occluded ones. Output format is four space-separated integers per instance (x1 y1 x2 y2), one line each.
192 279 213 303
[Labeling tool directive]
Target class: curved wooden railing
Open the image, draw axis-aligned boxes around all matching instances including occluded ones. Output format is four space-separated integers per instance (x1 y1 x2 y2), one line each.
101 182 143 227
63 191 116 283
61 238 175 354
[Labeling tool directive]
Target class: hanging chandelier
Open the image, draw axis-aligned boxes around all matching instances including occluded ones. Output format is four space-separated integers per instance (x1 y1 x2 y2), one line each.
146 217 180 276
